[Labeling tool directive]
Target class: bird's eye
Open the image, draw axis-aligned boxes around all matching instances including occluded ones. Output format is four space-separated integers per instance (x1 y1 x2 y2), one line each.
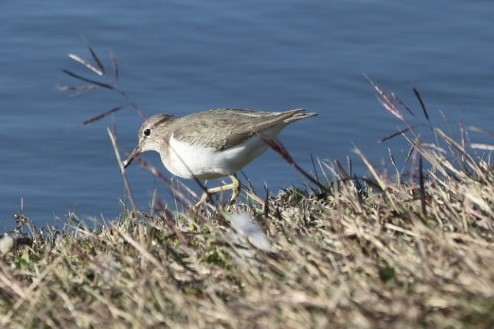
143 128 151 136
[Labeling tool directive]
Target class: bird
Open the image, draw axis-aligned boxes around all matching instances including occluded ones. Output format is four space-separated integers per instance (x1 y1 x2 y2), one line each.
123 108 317 205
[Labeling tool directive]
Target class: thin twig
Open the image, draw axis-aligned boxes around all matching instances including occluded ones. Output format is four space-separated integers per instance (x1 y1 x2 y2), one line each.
107 126 138 211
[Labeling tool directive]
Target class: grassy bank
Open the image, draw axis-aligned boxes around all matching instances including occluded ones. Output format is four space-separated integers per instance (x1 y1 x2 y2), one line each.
1 129 494 328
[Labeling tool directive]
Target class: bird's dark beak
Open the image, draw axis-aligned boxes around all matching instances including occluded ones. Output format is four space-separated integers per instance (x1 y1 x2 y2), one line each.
122 146 141 169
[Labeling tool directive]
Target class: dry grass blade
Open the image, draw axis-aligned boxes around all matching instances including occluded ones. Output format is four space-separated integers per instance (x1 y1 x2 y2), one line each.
460 119 467 150
61 69 113 89
413 87 430 121
68 53 103 76
404 143 416 163
58 84 100 92
418 155 427 217
107 126 137 211
82 105 125 125
467 125 494 137
333 159 351 180
388 148 401 178
435 128 482 176
80 34 105 75
354 146 387 192
464 188 494 219
111 53 119 80
310 154 321 184
364 74 404 121
392 92 415 116
86 44 106 76
380 126 413 143
471 143 494 151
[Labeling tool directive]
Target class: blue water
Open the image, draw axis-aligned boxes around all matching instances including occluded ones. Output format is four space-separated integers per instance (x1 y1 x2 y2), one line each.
1 1 493 232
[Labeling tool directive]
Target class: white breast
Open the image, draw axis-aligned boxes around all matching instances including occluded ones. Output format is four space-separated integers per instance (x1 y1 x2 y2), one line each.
162 133 274 180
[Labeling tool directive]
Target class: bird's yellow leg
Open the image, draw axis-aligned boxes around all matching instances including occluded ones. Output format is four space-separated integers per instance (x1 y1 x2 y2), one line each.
195 175 240 206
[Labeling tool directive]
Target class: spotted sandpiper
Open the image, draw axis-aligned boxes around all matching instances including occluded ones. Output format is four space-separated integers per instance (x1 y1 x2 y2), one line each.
123 108 317 204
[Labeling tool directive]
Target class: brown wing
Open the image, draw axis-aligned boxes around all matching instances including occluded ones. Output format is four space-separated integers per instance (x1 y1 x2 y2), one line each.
172 108 310 150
